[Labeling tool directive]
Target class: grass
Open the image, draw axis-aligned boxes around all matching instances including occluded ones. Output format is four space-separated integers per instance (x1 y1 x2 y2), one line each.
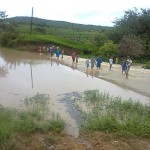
81 90 150 137
20 34 88 51
0 93 65 149
143 61 150 69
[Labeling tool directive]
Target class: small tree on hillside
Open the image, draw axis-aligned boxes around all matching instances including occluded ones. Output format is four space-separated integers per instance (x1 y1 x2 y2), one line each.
119 35 144 57
99 40 119 58
92 32 108 55
0 11 20 46
0 11 8 20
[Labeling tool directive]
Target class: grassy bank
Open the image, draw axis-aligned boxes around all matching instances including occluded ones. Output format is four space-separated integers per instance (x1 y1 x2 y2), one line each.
0 93 64 149
81 90 150 137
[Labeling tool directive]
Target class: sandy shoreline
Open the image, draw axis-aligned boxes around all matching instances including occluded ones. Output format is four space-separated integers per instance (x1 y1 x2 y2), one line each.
58 55 150 98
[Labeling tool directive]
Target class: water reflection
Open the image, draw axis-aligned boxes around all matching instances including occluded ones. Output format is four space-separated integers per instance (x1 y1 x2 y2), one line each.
85 68 97 78
71 62 77 70
85 68 89 77
30 63 33 89
0 66 8 77
1 48 150 138
0 49 150 107
50 57 53 66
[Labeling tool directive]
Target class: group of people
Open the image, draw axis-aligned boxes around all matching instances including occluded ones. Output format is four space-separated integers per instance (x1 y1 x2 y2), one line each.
85 56 113 70
49 46 65 59
85 56 104 70
85 56 132 78
71 52 132 78
40 45 65 59
39 45 132 78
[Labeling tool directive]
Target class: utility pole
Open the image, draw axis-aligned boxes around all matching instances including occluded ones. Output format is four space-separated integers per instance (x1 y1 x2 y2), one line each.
30 7 34 35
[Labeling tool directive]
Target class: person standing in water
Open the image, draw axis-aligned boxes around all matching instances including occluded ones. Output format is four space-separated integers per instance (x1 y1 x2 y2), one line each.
50 46 54 57
127 57 132 70
72 52 76 62
85 58 90 68
91 57 96 69
109 57 113 70
96 56 102 69
55 46 61 60
122 60 129 78
61 50 64 59
76 55 79 63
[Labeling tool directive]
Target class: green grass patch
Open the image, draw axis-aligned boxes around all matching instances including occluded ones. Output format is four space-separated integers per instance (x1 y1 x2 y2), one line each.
20 34 88 50
0 93 65 148
81 90 150 137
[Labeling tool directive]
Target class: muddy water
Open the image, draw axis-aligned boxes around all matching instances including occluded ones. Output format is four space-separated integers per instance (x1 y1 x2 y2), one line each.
0 49 150 137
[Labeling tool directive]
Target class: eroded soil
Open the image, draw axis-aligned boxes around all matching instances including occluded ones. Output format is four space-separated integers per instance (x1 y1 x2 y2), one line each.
11 131 150 150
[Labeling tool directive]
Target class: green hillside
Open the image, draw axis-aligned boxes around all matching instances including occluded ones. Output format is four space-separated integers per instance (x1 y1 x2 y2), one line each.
5 16 113 31
0 16 114 54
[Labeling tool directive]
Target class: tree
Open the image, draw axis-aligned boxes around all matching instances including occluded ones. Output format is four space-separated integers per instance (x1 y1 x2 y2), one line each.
0 11 8 20
119 35 144 58
98 40 119 58
105 28 122 44
91 32 108 54
113 8 150 58
0 11 20 46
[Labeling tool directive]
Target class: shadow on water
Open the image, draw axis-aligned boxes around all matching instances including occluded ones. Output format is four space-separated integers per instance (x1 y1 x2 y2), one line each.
0 49 150 137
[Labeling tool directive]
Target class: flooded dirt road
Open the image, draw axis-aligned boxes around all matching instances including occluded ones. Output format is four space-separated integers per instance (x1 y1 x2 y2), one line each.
0 49 150 137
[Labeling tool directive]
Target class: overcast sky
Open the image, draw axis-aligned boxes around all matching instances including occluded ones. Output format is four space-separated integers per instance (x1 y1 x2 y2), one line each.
0 0 149 26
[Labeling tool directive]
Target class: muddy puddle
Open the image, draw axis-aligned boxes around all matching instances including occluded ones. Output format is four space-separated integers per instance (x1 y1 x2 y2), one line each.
0 49 150 138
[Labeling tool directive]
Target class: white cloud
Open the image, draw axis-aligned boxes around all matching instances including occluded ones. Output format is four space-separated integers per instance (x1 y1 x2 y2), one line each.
0 0 149 26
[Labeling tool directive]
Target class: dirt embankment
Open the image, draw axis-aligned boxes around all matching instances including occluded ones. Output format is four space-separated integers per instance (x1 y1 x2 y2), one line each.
14 130 150 150
15 43 80 55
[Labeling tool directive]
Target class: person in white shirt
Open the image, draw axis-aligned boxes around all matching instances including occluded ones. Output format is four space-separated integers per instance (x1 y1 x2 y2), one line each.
109 57 113 70
127 58 132 70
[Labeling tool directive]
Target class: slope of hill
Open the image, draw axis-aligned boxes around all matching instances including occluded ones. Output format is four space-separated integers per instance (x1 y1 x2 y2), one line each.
5 16 113 31
1 16 114 53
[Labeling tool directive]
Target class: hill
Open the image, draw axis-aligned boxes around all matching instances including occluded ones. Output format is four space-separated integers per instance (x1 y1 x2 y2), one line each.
1 16 115 54
5 16 113 31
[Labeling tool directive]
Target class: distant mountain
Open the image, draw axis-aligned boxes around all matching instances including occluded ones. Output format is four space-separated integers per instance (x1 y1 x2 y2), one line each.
5 16 113 31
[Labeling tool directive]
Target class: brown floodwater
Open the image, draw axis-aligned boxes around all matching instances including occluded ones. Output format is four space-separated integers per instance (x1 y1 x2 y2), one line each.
0 48 150 137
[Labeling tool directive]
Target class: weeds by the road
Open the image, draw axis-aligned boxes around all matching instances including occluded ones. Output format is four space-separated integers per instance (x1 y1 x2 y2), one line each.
0 93 64 149
82 90 150 137
143 61 150 69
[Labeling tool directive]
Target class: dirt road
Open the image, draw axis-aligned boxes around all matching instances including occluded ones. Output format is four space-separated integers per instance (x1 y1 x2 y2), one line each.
60 55 150 98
